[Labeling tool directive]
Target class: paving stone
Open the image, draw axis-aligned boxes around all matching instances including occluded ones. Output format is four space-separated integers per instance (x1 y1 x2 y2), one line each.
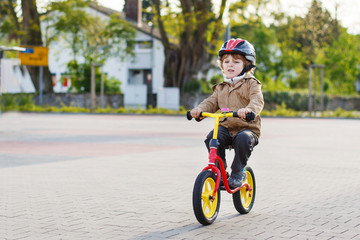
0 113 360 239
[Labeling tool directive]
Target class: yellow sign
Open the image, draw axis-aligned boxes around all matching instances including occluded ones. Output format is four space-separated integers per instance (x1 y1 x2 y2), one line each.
18 46 48 66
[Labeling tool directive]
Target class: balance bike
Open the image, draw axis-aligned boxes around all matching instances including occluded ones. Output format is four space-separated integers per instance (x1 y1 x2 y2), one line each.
187 109 256 225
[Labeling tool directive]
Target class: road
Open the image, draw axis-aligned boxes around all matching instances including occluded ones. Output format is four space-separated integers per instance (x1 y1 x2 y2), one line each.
0 112 359 239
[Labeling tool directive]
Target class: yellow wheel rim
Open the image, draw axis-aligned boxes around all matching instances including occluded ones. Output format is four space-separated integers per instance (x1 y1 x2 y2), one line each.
201 177 218 218
240 171 254 209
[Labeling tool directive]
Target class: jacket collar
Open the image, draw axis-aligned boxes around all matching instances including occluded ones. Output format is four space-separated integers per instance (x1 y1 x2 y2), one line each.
224 73 246 86
223 72 254 86
211 72 255 91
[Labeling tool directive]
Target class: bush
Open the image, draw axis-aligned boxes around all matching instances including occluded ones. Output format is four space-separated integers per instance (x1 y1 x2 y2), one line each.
1 93 359 119
263 90 329 111
183 79 201 93
0 93 35 111
65 60 122 93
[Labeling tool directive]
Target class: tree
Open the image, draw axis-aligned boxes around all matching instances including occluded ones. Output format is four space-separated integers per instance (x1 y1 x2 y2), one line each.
0 0 54 93
43 0 92 61
43 1 136 93
21 0 53 93
229 0 286 89
316 29 360 94
290 0 338 64
152 0 227 91
0 0 20 40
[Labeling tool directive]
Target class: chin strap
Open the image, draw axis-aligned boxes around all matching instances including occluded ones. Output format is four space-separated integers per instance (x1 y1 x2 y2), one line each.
224 64 256 86
239 64 256 76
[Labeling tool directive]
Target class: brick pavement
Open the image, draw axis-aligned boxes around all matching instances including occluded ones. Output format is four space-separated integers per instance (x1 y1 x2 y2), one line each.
0 112 359 239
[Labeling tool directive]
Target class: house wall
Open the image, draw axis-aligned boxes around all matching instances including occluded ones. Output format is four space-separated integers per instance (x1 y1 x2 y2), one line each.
0 59 35 93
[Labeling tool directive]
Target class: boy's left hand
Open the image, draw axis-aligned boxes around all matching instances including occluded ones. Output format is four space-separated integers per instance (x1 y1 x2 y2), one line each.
237 108 252 119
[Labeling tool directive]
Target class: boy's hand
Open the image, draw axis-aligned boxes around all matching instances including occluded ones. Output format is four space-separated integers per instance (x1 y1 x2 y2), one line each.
237 107 252 119
190 108 203 119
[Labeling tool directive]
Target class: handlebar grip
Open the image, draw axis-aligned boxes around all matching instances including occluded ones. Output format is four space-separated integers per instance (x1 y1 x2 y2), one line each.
245 112 256 121
186 111 192 120
233 111 255 121
187 111 203 121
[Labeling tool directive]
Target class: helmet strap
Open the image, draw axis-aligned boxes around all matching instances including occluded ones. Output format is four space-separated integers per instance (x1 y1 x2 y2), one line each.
239 64 256 76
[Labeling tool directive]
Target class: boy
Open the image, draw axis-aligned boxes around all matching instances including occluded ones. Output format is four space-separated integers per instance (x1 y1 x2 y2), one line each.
190 38 264 188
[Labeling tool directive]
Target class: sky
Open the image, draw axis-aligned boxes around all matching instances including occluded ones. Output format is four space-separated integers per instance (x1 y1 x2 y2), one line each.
96 0 360 35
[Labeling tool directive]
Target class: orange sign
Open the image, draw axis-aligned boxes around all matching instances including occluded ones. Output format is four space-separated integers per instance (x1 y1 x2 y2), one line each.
18 46 48 66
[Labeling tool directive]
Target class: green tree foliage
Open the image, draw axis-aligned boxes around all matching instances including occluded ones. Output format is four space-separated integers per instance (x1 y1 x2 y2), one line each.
229 0 285 88
43 0 91 59
65 60 121 93
228 0 359 95
0 0 20 40
316 29 360 94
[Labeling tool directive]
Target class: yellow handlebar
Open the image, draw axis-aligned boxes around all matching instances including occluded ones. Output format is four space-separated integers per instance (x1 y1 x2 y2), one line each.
187 110 255 140
201 112 236 118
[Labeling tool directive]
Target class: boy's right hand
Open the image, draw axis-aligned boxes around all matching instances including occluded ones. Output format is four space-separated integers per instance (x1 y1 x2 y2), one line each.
190 108 203 120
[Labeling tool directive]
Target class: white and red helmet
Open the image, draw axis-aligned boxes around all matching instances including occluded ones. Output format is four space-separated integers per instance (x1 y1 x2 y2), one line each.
219 38 256 65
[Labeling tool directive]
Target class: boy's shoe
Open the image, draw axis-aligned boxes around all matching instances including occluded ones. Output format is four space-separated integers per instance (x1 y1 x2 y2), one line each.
228 170 247 189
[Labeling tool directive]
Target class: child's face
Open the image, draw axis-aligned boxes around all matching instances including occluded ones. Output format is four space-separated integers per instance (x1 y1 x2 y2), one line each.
222 55 244 79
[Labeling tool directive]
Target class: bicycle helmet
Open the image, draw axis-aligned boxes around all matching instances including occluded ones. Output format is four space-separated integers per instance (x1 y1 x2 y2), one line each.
218 38 256 65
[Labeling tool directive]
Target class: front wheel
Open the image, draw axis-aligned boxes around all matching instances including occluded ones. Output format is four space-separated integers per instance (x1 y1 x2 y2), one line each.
192 171 221 225
232 166 256 214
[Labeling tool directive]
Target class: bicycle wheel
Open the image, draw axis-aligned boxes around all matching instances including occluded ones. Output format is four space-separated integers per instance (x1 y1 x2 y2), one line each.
192 170 221 225
232 166 256 214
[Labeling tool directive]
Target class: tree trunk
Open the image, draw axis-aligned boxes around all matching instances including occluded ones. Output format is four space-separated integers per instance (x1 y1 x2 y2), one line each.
154 0 226 92
21 0 53 93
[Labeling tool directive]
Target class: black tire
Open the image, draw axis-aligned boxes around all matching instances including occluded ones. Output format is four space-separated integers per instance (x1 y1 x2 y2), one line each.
192 171 221 225
232 166 256 214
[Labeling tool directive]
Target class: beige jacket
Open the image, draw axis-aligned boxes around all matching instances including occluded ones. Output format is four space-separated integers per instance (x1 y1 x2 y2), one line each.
197 72 264 137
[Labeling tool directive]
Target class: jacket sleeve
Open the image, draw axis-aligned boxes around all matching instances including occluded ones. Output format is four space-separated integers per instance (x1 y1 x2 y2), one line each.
247 79 264 115
197 88 219 113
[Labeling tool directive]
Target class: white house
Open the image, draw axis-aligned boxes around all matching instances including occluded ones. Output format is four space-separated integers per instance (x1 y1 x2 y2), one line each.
1 0 180 110
47 1 179 109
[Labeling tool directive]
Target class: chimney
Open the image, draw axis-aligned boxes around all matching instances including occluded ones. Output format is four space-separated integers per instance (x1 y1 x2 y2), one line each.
124 0 142 27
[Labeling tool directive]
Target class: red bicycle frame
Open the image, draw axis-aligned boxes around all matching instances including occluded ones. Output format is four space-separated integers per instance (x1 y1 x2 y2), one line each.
198 111 253 200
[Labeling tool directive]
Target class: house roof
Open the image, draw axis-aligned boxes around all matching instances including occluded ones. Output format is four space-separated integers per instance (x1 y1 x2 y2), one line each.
89 3 163 40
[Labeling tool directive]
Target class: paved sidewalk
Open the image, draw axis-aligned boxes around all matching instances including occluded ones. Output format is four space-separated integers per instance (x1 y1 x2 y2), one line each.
0 112 359 239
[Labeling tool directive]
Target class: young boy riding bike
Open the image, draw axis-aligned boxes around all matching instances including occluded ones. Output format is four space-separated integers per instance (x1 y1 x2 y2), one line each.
190 38 264 188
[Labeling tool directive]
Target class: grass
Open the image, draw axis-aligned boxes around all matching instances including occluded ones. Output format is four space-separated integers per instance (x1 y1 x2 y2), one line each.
0 94 359 118
1 103 359 119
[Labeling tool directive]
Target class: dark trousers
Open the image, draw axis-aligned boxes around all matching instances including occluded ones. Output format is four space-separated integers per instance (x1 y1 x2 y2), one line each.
204 126 258 173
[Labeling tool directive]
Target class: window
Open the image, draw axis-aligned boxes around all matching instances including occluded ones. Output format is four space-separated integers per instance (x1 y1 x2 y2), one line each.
128 69 152 85
136 40 152 50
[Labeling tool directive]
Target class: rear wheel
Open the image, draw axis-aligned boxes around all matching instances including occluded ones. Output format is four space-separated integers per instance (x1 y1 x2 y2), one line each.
192 171 220 225
232 166 256 214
